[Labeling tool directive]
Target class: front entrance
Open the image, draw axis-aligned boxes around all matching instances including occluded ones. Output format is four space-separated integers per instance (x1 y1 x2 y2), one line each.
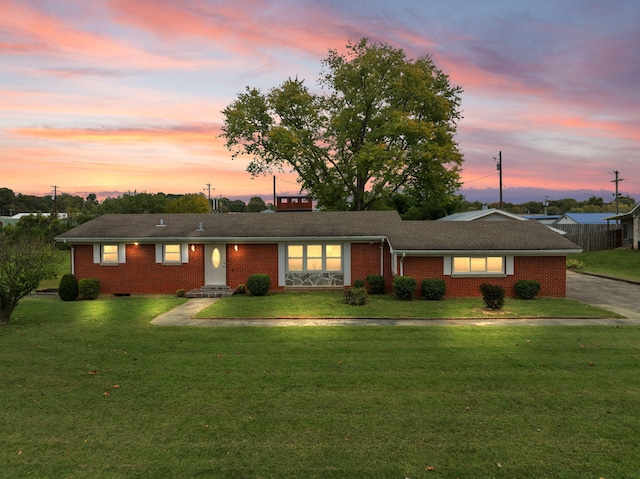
204 244 227 285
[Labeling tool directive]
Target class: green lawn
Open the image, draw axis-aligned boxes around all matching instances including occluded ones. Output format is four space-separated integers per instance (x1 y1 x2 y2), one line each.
196 292 620 319
572 248 640 282
2 297 639 478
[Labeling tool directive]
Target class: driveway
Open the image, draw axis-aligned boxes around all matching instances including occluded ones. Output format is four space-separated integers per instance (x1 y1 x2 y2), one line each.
566 271 640 319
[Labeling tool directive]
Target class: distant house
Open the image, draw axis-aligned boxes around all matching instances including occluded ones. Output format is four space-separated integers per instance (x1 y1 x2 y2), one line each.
605 205 640 249
437 208 524 222
439 209 566 235
522 214 561 225
56 211 581 299
552 213 613 225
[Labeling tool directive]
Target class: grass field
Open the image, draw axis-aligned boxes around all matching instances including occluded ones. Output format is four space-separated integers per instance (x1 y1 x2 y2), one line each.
196 291 620 319
2 297 639 478
573 248 640 282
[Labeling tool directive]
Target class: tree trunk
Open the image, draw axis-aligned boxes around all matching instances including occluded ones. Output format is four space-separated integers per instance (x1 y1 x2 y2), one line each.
1 303 17 326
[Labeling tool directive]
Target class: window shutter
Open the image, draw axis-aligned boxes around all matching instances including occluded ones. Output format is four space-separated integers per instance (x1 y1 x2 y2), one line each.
343 243 351 285
443 256 452 275
506 256 514 275
118 244 126 263
277 243 286 286
155 244 163 263
93 244 100 264
181 244 189 263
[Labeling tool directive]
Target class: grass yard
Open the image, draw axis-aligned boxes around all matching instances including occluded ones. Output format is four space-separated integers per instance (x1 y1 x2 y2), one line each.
196 291 620 319
2 297 639 478
573 248 640 282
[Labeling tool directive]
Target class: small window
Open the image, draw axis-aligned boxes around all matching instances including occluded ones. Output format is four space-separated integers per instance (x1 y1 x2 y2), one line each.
102 245 119 264
306 244 323 271
453 256 504 275
287 245 304 271
164 244 182 263
325 244 342 271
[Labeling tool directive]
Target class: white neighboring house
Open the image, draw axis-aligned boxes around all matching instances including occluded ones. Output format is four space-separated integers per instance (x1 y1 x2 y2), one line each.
605 205 640 249
438 208 567 235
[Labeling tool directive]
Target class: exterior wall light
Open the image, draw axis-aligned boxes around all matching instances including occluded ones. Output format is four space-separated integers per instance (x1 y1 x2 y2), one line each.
234 244 239 252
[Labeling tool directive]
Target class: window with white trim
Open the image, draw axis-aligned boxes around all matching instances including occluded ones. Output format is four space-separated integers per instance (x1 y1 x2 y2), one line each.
452 256 504 274
164 244 182 263
286 244 342 272
102 245 119 264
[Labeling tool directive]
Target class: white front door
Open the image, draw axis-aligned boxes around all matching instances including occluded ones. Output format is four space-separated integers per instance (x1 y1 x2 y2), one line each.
205 244 227 285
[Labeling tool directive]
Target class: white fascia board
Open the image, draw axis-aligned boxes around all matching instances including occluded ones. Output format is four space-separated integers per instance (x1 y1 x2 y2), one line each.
392 249 582 256
56 235 389 244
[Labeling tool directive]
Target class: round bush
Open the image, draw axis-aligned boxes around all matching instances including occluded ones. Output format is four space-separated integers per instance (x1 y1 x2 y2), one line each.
247 274 271 296
353 279 365 288
393 276 417 301
344 286 368 306
58 274 78 301
515 280 541 299
79 278 100 300
421 278 446 300
366 274 385 294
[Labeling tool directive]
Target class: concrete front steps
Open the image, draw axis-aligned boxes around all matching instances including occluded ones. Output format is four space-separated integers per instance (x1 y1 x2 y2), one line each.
186 285 234 298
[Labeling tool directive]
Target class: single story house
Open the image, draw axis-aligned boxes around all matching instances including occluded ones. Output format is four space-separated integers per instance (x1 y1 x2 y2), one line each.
552 212 613 225
439 208 567 235
605 204 640 249
55 211 581 298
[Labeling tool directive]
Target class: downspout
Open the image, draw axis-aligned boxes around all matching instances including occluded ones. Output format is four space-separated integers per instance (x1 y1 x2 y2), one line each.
379 239 385 276
70 246 75 275
399 253 406 277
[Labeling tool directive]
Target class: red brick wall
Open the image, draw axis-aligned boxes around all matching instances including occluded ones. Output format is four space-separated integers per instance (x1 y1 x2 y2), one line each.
72 243 204 294
399 255 567 298
227 244 281 291
350 242 393 291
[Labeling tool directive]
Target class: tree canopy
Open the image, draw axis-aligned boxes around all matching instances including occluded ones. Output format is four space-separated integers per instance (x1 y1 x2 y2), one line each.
221 38 464 216
0 235 58 325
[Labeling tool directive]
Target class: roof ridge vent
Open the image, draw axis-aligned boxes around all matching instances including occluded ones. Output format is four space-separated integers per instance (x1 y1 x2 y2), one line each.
156 218 165 227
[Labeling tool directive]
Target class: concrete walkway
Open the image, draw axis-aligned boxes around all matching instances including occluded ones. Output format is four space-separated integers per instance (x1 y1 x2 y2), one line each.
151 272 640 327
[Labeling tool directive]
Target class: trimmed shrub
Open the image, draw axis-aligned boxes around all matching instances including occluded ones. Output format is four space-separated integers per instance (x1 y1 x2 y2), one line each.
58 274 78 301
515 280 541 299
247 274 271 296
176 288 186 297
393 276 417 301
344 286 368 306
421 278 446 300
233 284 246 295
366 274 385 294
479 283 505 310
353 279 365 288
79 278 100 300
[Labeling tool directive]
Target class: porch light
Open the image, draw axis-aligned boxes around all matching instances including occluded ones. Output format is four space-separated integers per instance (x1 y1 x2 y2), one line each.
234 244 239 252
191 245 195 252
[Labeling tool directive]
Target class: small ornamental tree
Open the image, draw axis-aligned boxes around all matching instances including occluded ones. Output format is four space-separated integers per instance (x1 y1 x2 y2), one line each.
479 283 505 310
0 235 58 325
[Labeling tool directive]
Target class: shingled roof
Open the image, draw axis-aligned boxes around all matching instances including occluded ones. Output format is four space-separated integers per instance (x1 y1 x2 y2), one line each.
56 211 403 242
56 211 581 253
388 219 581 252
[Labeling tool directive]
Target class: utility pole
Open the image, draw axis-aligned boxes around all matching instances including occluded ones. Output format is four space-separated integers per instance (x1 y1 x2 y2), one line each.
51 185 58 217
611 170 625 214
543 196 550 216
204 182 214 213
494 151 503 210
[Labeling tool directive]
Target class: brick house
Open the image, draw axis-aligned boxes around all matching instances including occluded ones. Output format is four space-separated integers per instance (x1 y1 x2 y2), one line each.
55 210 581 298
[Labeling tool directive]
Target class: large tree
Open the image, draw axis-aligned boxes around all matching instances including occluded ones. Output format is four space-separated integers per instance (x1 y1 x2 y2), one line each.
221 38 464 214
0 235 58 326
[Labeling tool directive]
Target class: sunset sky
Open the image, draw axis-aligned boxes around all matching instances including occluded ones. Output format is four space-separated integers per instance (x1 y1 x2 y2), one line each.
1 0 638 205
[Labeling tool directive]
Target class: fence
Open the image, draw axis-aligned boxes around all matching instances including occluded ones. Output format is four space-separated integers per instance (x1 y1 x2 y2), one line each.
552 224 622 251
